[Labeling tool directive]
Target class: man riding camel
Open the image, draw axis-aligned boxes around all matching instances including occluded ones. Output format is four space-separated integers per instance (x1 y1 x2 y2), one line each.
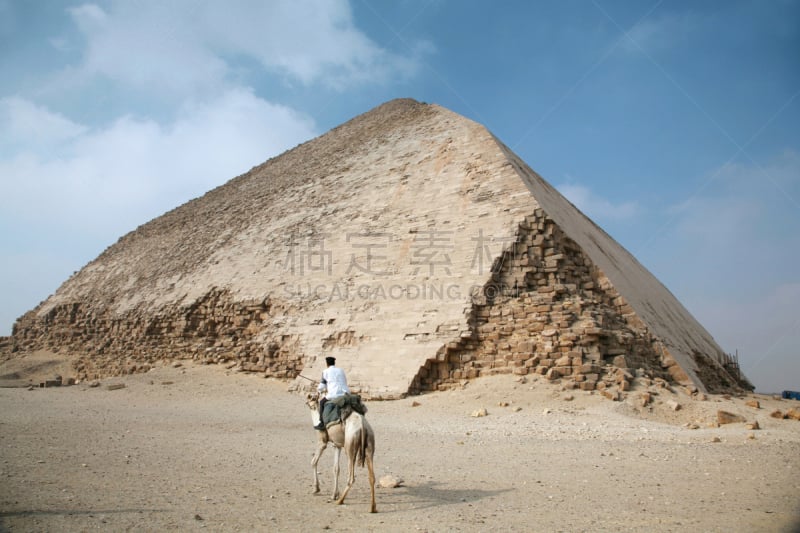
314 356 350 430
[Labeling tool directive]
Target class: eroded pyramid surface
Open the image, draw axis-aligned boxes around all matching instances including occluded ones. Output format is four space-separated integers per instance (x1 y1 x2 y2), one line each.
2 99 751 397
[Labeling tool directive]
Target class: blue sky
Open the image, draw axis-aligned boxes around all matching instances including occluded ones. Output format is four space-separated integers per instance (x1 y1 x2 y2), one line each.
1 0 797 392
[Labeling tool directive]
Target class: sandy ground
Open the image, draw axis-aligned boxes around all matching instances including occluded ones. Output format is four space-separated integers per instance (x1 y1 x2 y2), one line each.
1 356 799 532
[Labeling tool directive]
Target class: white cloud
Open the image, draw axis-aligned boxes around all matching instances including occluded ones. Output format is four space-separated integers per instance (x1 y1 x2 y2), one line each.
556 182 640 220
0 97 87 152
0 90 317 238
67 2 229 95
65 0 417 94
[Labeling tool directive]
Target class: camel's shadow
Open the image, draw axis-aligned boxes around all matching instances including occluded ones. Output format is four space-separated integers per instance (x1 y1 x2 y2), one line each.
378 480 512 513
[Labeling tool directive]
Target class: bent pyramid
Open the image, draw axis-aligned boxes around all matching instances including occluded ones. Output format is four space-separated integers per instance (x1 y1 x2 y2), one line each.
2 99 751 398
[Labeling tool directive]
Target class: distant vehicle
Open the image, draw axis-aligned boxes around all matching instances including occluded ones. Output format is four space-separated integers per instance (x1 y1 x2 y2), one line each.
781 390 800 400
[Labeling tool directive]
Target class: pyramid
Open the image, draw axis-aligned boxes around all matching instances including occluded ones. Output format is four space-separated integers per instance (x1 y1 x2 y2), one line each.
2 99 752 398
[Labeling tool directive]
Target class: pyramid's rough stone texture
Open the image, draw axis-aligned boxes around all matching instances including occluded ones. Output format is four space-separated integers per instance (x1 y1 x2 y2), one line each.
1 99 751 397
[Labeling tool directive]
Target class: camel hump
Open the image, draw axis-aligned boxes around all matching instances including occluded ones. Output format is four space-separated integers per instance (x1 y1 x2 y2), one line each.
347 394 367 415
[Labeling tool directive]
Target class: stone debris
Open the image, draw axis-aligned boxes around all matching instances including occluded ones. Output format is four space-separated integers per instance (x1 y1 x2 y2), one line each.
666 400 681 411
39 375 73 388
41 377 60 388
717 410 746 425
378 475 403 488
600 389 620 401
767 408 800 421
635 391 653 407
745 399 760 409
106 383 126 391
745 421 760 430
471 408 488 418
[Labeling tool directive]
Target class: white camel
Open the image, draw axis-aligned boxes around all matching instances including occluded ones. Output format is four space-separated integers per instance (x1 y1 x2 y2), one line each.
306 394 376 513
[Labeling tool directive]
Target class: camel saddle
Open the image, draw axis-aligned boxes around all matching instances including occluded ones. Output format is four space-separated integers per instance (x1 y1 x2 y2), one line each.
322 393 367 428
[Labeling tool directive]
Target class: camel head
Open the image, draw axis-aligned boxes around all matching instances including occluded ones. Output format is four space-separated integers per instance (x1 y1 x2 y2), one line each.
305 392 319 411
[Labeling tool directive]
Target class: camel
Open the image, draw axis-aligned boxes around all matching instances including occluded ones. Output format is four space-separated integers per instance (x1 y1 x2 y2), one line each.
306 394 377 513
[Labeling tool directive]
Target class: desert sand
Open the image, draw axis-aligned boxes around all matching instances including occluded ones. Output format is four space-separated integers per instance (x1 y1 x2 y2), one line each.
1 355 799 532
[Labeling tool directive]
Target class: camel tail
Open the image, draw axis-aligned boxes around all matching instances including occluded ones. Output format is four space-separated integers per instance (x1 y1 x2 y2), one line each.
356 415 367 467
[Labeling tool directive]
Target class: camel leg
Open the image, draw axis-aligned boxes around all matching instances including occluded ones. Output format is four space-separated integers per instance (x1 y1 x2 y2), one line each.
331 446 341 500
336 447 356 506
367 452 376 513
311 439 326 494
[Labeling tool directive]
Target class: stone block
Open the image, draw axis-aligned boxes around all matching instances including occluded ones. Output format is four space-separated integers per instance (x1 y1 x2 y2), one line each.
579 363 601 374
680 382 699 396
637 392 652 407
601 389 619 401
611 355 628 368
516 341 534 353
524 356 540 368
555 366 572 376
554 355 572 367
717 410 746 425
